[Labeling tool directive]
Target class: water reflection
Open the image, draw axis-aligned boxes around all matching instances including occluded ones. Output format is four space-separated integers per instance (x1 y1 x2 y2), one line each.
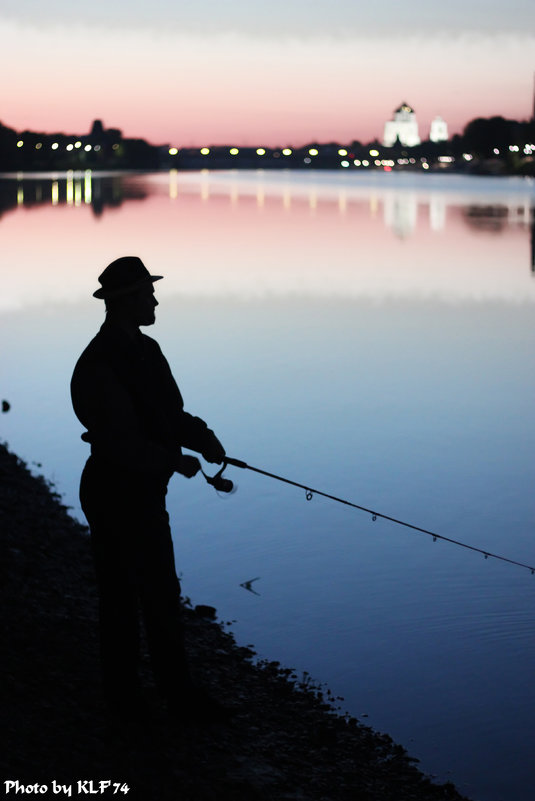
1 171 534 312
0 171 149 218
1 170 533 240
429 196 446 232
383 193 418 238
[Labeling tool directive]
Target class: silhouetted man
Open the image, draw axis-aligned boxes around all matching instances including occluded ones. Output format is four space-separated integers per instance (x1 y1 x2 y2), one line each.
71 256 226 723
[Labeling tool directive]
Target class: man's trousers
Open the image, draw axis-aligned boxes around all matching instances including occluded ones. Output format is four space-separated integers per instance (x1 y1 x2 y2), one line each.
80 456 191 707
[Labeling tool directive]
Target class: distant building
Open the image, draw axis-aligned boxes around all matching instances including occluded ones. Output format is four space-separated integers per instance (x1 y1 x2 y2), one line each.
383 103 421 148
90 119 105 138
429 116 448 143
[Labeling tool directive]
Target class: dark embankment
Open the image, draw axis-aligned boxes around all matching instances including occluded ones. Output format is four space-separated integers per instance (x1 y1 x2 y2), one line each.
0 442 471 801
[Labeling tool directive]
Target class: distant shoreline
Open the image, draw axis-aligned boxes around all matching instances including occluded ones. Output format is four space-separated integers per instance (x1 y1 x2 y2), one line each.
0 159 533 177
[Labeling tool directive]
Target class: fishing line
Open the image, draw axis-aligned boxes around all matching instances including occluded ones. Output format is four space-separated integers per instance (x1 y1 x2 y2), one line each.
205 457 535 575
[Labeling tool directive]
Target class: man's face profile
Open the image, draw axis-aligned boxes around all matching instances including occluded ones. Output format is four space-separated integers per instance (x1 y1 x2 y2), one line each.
111 284 158 327
136 285 158 327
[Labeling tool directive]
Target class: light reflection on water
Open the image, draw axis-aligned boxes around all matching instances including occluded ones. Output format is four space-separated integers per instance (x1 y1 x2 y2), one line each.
1 170 534 801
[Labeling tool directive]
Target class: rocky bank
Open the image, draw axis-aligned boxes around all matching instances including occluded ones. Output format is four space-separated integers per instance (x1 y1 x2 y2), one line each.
0 442 471 801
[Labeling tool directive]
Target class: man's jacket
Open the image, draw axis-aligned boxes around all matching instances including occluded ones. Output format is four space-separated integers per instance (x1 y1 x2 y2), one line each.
71 320 215 476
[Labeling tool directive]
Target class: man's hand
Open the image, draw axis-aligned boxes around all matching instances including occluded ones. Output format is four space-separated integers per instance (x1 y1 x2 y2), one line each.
202 430 226 464
177 454 201 478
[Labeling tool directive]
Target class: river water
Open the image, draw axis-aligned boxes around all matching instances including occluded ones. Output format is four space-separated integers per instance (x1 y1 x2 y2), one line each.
1 169 534 801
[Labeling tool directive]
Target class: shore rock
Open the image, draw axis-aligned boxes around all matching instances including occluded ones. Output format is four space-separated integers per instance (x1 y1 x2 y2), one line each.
0 442 471 801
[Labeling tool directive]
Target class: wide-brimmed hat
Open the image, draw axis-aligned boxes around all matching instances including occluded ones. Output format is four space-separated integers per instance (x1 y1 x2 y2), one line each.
93 256 163 299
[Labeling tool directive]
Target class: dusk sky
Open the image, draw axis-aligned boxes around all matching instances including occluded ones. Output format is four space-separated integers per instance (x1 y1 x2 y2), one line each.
1 1 534 147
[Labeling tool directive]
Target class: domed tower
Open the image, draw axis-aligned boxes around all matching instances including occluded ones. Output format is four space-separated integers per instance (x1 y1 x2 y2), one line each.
383 103 421 147
430 116 448 142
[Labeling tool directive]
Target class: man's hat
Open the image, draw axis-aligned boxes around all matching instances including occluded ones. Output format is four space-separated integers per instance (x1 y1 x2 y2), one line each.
93 256 163 299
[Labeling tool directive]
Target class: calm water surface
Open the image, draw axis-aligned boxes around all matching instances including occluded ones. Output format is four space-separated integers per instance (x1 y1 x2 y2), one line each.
1 170 534 801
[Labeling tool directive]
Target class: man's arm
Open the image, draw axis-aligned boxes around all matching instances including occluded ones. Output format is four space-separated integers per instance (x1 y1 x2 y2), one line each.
180 413 226 464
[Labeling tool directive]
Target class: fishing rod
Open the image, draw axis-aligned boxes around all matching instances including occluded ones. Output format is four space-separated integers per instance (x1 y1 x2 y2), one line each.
202 456 535 575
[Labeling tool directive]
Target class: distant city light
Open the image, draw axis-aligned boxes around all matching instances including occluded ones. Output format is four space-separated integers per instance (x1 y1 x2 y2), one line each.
51 142 59 150
509 145 519 152
168 147 178 155
200 147 210 155
94 145 101 152
462 153 473 161
384 166 392 172
35 143 42 150
75 141 82 149
16 140 23 148
493 148 500 155
438 156 454 163
374 160 381 167
303 157 311 164
169 169 178 200
353 159 361 166
256 148 266 156
308 148 318 156
369 149 379 157
422 162 430 170
340 160 349 168
66 144 74 151
282 148 292 156
84 171 92 204
74 178 82 207
229 148 239 155
66 173 74 205
338 149 348 156
84 144 92 152
112 144 120 151
362 160 369 167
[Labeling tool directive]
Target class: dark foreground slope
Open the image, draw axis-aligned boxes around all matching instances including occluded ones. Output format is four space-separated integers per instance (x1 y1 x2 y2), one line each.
0 443 471 801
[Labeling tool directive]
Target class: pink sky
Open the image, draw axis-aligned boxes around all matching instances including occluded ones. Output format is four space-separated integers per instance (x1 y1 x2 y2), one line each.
1 19 533 147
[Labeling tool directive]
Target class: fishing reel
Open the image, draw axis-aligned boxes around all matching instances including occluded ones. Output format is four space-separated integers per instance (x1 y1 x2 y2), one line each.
202 461 236 494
